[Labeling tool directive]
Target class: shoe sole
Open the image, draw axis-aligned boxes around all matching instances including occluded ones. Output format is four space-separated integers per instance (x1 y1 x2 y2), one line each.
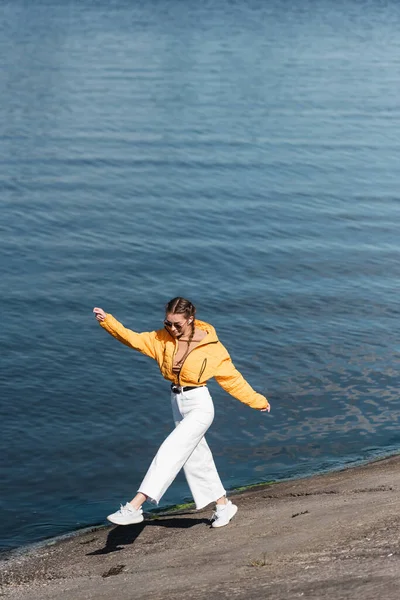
211 504 238 528
107 515 144 526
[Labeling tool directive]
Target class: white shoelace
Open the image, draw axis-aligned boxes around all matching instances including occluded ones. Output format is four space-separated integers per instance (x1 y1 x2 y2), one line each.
120 503 142 515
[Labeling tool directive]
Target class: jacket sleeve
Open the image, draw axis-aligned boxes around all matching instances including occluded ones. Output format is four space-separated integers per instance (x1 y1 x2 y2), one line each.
99 313 158 360
214 346 269 410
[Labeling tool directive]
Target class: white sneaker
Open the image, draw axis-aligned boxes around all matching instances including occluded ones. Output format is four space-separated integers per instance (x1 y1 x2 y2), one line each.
107 503 144 525
211 500 238 528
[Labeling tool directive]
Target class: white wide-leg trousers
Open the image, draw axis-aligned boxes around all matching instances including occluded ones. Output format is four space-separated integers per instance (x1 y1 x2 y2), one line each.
138 386 226 509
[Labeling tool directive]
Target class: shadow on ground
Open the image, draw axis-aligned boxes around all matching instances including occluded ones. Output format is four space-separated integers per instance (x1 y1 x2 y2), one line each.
87 516 210 556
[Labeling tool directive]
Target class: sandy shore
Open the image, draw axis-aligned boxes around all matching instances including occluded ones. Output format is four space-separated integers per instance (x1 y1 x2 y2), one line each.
1 454 400 600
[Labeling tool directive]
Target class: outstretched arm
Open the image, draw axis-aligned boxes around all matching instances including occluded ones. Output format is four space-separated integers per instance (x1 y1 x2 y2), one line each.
93 307 158 360
214 347 270 411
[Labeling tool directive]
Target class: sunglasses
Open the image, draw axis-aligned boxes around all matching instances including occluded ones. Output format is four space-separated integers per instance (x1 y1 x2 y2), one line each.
164 319 187 331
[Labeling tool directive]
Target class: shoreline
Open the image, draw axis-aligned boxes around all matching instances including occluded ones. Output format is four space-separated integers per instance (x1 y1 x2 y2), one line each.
2 452 400 599
2 450 395 561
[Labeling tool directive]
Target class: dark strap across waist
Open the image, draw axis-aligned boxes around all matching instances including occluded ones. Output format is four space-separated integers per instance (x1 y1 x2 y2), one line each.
171 384 206 394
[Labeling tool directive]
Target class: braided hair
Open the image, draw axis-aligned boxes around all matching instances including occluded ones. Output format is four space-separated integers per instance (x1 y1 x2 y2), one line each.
166 297 196 367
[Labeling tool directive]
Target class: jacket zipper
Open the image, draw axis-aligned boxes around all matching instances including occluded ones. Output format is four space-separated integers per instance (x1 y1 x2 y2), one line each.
172 340 180 385
197 358 207 383
177 341 218 386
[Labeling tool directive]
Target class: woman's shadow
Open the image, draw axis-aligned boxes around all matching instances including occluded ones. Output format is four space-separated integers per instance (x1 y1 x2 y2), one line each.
87 514 210 556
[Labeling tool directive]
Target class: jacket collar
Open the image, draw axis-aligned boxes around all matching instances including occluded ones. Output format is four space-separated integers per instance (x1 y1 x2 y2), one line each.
192 320 219 346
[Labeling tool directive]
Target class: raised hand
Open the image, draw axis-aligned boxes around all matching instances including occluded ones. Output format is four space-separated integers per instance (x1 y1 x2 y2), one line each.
93 307 106 322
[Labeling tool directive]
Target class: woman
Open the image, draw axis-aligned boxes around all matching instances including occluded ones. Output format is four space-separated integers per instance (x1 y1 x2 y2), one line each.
93 297 270 529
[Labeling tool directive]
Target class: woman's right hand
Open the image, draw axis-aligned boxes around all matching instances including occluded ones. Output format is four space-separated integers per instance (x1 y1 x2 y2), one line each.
93 307 106 322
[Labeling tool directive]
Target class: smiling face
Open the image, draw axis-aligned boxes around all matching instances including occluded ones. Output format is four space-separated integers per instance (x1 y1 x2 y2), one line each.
164 312 194 339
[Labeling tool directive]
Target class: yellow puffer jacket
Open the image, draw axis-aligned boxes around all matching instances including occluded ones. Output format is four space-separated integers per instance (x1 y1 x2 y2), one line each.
99 314 269 411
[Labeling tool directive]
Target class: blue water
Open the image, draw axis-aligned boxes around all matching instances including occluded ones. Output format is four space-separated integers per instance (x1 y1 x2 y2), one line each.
1 0 400 552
